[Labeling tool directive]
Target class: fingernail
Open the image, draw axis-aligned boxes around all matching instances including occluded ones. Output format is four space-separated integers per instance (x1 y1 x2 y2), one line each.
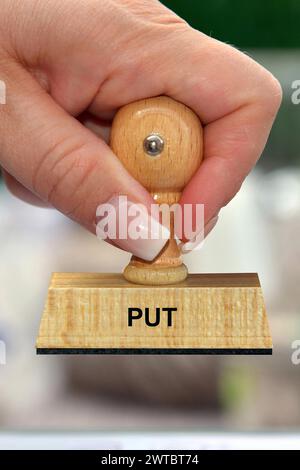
95 196 170 261
179 215 219 254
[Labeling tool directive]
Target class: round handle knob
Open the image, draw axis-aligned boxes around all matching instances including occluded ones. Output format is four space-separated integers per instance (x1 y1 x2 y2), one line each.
110 96 203 285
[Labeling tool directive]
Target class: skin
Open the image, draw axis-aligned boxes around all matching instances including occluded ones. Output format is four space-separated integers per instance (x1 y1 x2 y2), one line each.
0 0 282 247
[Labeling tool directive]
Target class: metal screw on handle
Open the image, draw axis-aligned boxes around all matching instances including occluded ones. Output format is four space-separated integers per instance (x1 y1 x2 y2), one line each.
143 134 164 157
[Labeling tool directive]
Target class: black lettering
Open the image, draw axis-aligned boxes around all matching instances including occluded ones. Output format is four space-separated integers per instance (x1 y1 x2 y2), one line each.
145 307 160 327
128 308 143 326
163 307 177 327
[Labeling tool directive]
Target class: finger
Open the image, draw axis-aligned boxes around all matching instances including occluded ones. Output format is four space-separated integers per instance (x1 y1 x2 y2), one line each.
78 112 112 144
0 60 168 261
164 34 282 240
2 169 52 207
2 108 113 208
179 100 279 240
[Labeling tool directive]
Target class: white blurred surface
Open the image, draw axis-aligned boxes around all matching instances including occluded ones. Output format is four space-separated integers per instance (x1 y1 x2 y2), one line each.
0 432 300 450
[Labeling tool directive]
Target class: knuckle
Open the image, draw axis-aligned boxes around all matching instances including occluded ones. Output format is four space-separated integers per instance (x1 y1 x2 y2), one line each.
33 138 98 217
257 69 283 113
225 43 283 114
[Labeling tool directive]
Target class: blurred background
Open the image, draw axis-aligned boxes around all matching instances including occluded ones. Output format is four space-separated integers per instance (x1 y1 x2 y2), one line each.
0 0 300 444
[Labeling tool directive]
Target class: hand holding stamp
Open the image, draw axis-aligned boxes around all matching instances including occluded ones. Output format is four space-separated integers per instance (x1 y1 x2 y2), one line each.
110 96 203 285
36 97 272 355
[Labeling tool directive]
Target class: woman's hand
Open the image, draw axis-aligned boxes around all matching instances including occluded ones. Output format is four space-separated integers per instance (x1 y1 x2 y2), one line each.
0 0 282 258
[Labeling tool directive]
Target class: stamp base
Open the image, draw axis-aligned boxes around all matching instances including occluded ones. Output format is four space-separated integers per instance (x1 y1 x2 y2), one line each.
36 272 272 354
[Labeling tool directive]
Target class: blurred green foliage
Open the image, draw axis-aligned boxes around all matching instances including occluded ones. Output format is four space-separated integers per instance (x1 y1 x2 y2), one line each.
163 0 300 48
219 367 255 411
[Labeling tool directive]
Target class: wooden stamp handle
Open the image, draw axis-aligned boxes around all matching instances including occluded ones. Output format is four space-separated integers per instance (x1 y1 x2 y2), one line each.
110 96 203 285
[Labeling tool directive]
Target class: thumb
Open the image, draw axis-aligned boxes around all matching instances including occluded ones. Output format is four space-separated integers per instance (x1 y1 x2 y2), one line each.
0 62 168 261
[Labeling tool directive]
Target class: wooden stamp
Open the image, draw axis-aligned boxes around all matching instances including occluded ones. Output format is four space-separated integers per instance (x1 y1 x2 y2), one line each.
36 97 272 354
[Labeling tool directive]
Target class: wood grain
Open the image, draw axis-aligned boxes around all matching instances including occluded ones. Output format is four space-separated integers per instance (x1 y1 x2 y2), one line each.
110 97 204 285
36 272 272 352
